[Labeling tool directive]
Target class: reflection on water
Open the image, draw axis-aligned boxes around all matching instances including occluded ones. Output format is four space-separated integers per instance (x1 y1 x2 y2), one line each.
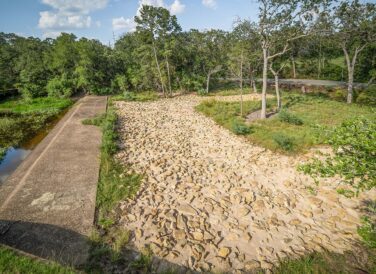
0 147 31 183
0 109 68 184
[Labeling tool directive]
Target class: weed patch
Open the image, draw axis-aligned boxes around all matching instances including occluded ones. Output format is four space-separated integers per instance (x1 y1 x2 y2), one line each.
83 105 143 272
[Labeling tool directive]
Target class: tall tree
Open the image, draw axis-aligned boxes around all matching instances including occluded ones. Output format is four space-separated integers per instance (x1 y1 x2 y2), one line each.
135 5 181 96
333 0 376 103
256 0 326 119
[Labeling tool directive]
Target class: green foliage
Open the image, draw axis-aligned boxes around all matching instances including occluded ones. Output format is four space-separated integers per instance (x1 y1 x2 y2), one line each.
357 85 376 107
231 120 252 135
82 114 106 127
130 247 153 272
197 94 375 153
0 97 72 113
46 74 74 98
84 106 143 273
0 246 75 274
84 107 142 224
0 97 72 150
273 133 296 151
0 147 7 163
358 216 376 248
272 250 376 274
278 109 304 125
299 117 376 196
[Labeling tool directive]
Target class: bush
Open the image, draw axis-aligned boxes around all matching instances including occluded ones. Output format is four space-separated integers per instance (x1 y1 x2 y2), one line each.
273 133 295 151
47 75 74 98
358 216 376 248
329 88 347 102
19 83 42 100
123 91 136 101
357 85 376 106
278 110 304 125
231 120 251 135
197 89 207 96
299 117 376 197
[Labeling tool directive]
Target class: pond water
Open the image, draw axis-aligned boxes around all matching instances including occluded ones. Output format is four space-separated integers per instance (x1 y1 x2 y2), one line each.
0 111 67 184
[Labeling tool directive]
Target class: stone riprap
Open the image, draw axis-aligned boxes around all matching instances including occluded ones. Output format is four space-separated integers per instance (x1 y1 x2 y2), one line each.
115 95 371 273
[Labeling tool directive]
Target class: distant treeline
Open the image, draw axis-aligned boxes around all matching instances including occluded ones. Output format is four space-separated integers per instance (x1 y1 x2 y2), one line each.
0 3 375 98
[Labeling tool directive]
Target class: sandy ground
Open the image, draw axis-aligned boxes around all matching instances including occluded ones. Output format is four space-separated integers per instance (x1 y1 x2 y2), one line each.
115 95 371 273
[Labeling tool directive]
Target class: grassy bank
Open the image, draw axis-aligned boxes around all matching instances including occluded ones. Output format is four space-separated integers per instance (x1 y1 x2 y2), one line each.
0 97 72 161
271 249 376 274
0 246 75 274
83 102 144 272
196 94 375 153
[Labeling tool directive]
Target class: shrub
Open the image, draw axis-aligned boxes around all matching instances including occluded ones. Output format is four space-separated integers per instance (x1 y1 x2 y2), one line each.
231 120 251 135
47 75 74 98
357 216 376 248
299 117 376 197
123 91 136 101
273 133 295 151
19 83 41 100
197 89 207 96
356 85 376 107
278 110 304 125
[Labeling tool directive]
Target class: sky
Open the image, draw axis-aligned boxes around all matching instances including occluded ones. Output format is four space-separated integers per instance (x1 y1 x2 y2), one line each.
0 0 260 45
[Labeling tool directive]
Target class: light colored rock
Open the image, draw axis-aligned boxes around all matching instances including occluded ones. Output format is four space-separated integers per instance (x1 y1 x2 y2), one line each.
114 95 369 272
218 247 231 258
192 231 204 241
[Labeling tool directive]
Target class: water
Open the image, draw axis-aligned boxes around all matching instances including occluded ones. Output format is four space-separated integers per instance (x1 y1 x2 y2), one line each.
0 147 31 183
0 111 67 184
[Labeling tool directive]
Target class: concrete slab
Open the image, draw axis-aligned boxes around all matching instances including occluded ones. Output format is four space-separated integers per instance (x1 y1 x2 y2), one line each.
0 95 107 266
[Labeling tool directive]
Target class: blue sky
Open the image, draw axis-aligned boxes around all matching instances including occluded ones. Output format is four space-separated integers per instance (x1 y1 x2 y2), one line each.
0 0 259 44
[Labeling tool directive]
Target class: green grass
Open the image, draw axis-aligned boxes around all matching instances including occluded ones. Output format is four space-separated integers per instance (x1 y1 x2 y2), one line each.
272 250 376 274
196 94 376 153
0 97 73 162
83 105 143 272
0 97 72 113
112 91 159 102
0 246 75 274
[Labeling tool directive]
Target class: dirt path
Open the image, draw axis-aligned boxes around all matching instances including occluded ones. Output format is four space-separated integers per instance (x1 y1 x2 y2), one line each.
0 96 107 266
116 95 370 273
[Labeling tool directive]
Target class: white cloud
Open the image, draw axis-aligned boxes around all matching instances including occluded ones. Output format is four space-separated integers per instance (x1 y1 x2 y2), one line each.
39 0 108 35
42 31 62 39
202 0 217 9
112 17 136 32
39 11 92 29
170 0 185 15
113 0 185 33
41 0 108 14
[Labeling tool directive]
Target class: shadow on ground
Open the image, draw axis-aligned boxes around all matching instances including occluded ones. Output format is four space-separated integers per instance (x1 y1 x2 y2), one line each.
0 220 191 273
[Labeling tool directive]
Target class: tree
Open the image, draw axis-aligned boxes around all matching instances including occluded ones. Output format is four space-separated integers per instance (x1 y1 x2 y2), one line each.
256 0 326 119
135 5 181 96
228 20 256 115
333 0 376 103
270 59 288 110
199 30 228 93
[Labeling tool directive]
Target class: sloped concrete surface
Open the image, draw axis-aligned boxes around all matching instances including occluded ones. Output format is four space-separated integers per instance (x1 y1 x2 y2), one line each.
0 95 107 266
